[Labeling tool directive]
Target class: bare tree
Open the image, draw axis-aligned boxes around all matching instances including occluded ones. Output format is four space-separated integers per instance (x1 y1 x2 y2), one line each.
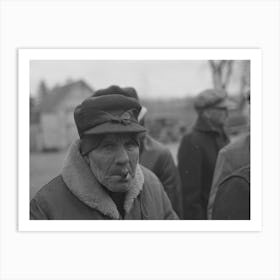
208 60 234 92
239 60 250 96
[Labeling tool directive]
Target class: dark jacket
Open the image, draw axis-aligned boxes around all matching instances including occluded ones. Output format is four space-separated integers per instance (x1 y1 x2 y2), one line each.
212 165 250 220
208 132 250 219
140 135 182 217
30 141 178 220
177 116 229 219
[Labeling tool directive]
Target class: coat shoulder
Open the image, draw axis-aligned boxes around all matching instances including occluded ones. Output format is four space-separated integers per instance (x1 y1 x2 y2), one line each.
31 175 69 203
221 165 250 185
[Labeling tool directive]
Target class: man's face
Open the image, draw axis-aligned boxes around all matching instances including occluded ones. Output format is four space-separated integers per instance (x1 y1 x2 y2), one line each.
87 133 139 193
204 107 228 127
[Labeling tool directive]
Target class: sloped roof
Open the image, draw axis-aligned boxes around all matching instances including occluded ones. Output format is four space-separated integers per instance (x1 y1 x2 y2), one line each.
39 80 94 113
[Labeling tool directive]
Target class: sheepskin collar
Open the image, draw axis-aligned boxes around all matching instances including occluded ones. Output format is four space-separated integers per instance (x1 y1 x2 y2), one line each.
61 140 144 219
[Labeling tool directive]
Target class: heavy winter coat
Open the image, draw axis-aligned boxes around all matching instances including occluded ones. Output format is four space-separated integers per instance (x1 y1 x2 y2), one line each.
30 141 178 220
212 164 250 220
177 116 229 219
208 132 250 219
140 135 182 217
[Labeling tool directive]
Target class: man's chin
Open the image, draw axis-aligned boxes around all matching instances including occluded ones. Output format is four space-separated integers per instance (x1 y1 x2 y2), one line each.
105 180 132 193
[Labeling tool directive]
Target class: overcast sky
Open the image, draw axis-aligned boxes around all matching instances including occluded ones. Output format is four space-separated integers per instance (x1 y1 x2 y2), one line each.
30 60 241 99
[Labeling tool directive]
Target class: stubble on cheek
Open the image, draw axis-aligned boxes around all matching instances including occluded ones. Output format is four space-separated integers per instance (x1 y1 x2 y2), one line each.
88 155 114 185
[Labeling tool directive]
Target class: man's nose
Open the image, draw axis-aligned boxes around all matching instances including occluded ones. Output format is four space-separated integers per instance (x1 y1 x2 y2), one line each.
115 146 129 165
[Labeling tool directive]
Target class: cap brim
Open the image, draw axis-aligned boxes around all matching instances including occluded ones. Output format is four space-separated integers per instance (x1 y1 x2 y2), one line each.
84 122 146 135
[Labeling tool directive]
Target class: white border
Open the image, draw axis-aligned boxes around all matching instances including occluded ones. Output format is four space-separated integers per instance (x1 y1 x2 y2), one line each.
18 48 262 231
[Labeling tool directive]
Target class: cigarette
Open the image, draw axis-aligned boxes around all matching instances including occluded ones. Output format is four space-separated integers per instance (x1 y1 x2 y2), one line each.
121 171 129 180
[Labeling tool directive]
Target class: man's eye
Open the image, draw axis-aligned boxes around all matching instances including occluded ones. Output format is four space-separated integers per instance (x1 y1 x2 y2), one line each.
126 141 137 149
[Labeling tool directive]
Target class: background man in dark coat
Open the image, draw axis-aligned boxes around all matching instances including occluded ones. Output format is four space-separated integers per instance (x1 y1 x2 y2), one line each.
30 86 178 220
93 87 182 217
177 89 230 219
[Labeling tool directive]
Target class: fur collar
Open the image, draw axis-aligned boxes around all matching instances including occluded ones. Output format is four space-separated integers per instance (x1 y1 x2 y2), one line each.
194 115 225 135
61 140 144 219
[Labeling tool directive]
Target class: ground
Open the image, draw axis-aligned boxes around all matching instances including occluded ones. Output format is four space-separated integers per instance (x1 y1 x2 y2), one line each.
30 142 179 200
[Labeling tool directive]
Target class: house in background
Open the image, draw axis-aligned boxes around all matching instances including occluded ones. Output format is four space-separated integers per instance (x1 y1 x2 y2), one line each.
36 80 94 151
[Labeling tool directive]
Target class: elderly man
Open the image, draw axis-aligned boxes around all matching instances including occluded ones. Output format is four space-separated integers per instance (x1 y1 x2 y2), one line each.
177 89 230 219
93 87 182 217
30 86 178 220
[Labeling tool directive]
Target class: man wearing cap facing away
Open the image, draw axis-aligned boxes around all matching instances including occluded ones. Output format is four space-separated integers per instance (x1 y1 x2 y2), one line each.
30 86 178 220
177 89 230 219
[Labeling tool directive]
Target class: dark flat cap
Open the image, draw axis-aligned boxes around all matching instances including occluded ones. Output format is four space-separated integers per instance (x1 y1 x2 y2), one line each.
194 88 230 110
93 85 139 100
74 90 146 138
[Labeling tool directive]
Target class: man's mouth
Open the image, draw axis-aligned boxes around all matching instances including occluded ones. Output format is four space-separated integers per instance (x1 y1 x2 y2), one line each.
112 169 130 181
